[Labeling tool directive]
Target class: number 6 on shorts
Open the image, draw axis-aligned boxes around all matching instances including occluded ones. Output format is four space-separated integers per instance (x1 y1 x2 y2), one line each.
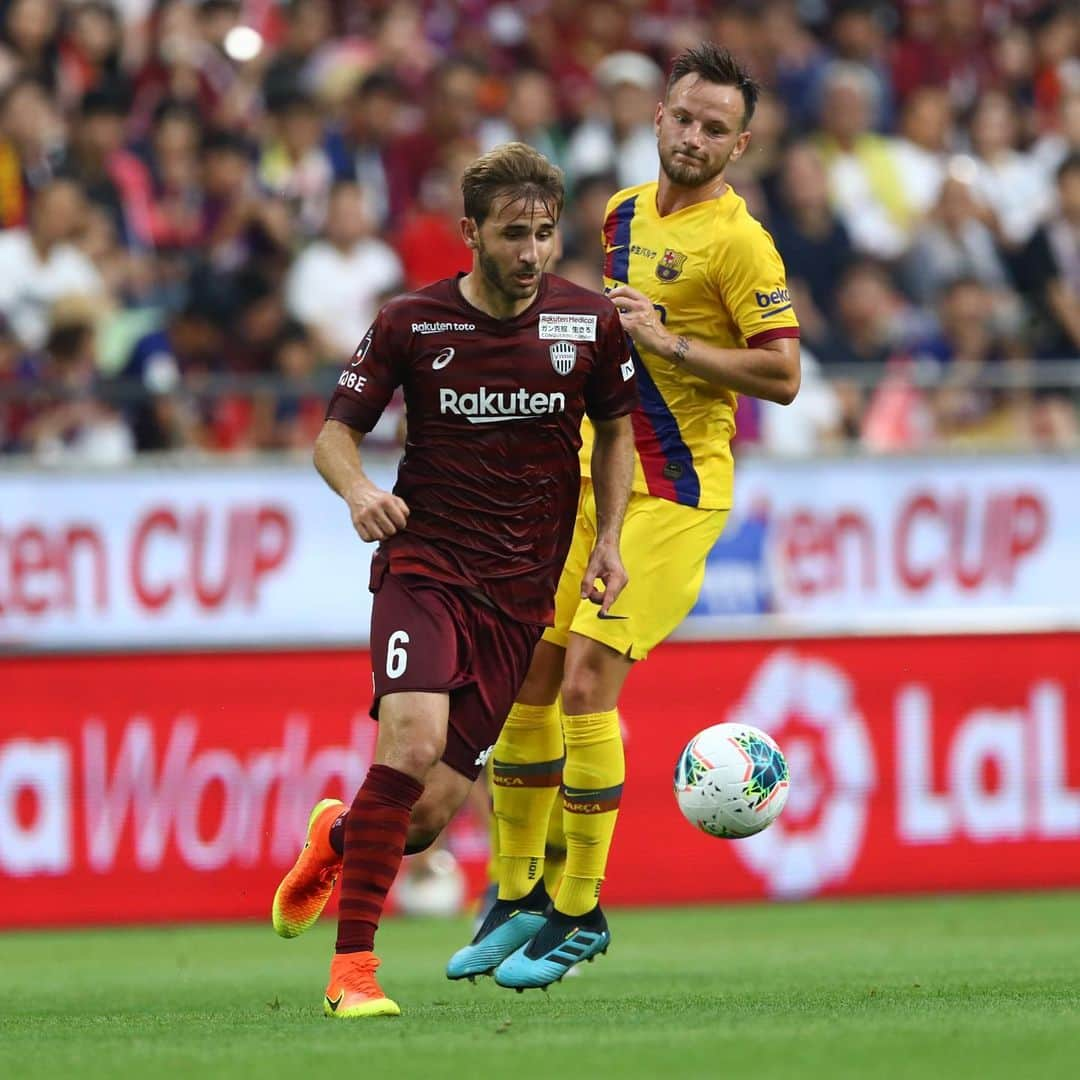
386 629 410 678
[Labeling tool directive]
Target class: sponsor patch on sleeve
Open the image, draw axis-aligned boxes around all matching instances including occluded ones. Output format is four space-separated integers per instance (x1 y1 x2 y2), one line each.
538 313 598 342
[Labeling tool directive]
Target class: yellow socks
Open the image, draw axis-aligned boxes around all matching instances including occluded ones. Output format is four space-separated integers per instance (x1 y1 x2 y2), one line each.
484 758 499 889
559 708 624 916
491 702 564 901
542 789 567 898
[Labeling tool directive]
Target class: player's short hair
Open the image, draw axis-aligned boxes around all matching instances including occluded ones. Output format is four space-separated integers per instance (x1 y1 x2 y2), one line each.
666 43 760 129
461 142 564 226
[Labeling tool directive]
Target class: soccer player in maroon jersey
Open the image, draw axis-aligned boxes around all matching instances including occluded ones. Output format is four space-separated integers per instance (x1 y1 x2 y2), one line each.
270 142 638 1018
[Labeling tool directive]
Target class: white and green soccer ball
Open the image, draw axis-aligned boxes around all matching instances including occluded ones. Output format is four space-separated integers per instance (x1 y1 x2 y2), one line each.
674 723 790 838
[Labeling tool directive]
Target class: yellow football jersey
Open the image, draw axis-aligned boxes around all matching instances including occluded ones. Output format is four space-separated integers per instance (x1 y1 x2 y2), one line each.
580 181 799 509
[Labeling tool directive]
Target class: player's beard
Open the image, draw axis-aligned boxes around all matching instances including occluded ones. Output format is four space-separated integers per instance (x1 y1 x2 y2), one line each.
659 143 732 188
477 243 541 304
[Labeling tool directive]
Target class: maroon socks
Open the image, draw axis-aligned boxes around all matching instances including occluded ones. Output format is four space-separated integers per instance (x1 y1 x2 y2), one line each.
334 764 424 954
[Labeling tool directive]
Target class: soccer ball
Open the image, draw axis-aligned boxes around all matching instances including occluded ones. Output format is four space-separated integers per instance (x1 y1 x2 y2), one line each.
673 723 790 838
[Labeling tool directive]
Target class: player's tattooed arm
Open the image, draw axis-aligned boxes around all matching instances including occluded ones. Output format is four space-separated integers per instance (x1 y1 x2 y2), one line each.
581 414 634 614
608 285 801 405
313 419 410 542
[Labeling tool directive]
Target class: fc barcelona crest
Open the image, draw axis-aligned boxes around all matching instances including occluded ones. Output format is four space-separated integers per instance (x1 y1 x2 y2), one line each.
549 340 577 375
656 248 687 282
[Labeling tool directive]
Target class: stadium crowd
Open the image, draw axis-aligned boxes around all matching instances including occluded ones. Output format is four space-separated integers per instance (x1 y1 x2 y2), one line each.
0 0 1077 462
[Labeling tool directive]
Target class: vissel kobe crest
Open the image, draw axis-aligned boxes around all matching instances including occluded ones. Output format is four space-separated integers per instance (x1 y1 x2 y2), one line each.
549 340 576 375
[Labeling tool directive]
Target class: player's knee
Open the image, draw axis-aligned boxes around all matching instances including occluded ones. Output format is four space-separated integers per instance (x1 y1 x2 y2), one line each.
560 669 606 716
385 737 445 780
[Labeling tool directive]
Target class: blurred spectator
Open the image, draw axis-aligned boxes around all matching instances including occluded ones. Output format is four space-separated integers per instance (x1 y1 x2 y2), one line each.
1011 152 1080 358
121 290 226 452
826 259 924 368
0 74 67 226
223 268 289 378
393 141 471 290
558 170 616 264
199 128 291 274
0 0 62 94
0 313 31 449
892 86 953 218
969 91 1054 249
335 69 405 229
912 277 1028 448
143 99 204 254
815 61 913 259
69 85 156 251
262 0 334 103
903 166 1014 306
821 259 928 437
758 347 844 456
258 87 335 237
864 275 1026 453
829 0 895 130
384 57 483 221
57 0 127 110
285 179 402 362
0 178 106 350
566 51 661 190
21 317 134 464
479 68 563 168
252 319 324 450
1033 90 1080 181
1029 2 1080 126
130 0 248 136
768 141 855 341
727 91 787 219
759 0 830 132
890 0 994 113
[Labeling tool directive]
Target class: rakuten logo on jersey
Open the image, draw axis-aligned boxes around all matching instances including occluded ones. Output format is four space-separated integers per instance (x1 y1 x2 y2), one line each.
439 386 566 424
412 321 476 334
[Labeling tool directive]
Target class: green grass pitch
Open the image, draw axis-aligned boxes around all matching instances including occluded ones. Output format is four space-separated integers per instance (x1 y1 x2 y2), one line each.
2 893 1078 1079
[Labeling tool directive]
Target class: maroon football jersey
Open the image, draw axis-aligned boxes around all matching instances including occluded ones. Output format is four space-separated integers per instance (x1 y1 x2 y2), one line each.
326 273 638 626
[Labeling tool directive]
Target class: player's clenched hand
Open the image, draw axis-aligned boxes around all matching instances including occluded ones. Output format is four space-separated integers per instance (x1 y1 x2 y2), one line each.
608 285 673 357
345 482 410 542
580 540 628 616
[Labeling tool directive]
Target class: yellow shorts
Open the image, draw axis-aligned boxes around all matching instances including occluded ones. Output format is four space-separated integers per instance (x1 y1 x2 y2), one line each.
543 479 729 661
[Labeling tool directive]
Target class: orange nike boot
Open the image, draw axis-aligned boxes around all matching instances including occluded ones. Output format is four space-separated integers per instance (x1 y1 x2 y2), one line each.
323 952 401 1018
272 798 345 939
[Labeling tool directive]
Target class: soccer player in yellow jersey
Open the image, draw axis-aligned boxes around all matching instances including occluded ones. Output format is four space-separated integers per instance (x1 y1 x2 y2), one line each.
447 43 801 990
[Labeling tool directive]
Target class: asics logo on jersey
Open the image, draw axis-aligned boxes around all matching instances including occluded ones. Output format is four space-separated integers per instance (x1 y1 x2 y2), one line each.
439 386 566 424
412 321 476 334
432 347 455 370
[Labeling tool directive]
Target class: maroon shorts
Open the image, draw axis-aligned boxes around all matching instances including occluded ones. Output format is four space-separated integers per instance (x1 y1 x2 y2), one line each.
369 571 543 780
